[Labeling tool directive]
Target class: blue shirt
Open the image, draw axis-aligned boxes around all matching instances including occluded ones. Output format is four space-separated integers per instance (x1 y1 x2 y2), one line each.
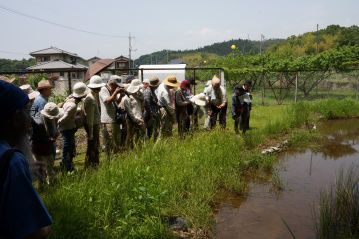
0 141 53 239
31 94 48 118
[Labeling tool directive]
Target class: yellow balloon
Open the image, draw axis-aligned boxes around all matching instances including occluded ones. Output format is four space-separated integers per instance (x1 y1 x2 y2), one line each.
231 44 237 50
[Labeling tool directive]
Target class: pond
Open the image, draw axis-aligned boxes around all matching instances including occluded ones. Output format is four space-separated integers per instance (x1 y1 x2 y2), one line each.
215 119 359 239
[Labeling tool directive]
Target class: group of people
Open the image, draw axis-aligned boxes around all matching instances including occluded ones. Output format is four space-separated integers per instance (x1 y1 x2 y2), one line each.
0 74 252 238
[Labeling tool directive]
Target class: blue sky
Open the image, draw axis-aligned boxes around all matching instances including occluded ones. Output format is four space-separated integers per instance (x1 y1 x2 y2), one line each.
0 0 358 60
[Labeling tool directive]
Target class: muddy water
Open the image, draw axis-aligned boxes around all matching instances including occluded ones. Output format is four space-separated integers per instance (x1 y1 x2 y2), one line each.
215 119 359 239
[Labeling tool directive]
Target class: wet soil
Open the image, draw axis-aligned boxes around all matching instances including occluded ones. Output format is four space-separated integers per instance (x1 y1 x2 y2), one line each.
215 119 359 239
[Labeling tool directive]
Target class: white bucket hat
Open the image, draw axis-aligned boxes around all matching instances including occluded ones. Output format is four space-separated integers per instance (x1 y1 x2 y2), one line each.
88 75 105 89
126 79 143 94
192 93 207 106
20 84 40 100
41 102 63 119
72 82 89 98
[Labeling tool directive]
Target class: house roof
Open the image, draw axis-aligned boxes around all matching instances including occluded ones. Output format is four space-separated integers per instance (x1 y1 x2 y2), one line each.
30 46 78 57
88 56 101 61
26 60 87 71
85 59 115 81
115 55 131 61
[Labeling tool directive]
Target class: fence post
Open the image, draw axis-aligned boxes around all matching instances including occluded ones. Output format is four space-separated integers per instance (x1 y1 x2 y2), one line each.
295 72 298 103
193 69 196 94
357 75 359 101
68 71 72 94
261 74 265 106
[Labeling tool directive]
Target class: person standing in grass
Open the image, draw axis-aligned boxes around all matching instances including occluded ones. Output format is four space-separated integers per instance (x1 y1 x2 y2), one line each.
204 75 227 129
58 82 89 171
157 76 179 138
175 80 192 137
31 102 62 185
232 80 253 134
0 80 52 239
124 79 145 149
99 76 122 157
143 77 161 140
31 79 53 117
84 75 105 168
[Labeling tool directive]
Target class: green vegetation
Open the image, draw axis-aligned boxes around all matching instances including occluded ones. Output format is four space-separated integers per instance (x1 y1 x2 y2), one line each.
0 58 35 72
42 99 359 238
315 168 359 239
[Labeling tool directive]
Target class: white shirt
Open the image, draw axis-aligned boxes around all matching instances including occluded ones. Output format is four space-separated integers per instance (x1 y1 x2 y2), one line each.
204 85 227 106
99 86 116 124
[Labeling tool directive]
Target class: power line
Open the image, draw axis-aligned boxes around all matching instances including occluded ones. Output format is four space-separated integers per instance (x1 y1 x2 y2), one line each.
0 4 128 38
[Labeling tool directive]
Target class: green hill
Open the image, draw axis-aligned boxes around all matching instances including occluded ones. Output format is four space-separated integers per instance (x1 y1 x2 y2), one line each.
135 38 284 67
269 25 359 56
135 25 359 67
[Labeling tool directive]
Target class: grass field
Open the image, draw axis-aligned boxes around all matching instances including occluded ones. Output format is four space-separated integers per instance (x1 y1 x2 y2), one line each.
42 98 359 238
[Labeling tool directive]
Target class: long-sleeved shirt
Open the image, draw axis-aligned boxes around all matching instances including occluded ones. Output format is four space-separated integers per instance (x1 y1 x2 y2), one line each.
157 83 175 116
58 96 77 132
99 86 116 124
203 85 227 106
83 91 100 138
123 95 143 125
175 89 190 119
31 94 48 117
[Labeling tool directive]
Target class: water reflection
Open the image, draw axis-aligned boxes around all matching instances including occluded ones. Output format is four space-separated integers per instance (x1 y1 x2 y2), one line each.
215 119 359 239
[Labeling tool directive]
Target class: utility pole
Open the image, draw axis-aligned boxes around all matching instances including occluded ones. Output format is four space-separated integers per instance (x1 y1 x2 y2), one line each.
128 32 133 68
316 24 319 54
260 34 265 54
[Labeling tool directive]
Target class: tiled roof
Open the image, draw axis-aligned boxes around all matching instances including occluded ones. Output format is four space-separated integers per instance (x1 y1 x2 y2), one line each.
27 60 87 71
30 46 78 57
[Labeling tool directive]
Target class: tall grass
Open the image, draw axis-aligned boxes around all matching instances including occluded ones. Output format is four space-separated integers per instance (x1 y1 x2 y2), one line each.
43 99 359 238
315 168 359 239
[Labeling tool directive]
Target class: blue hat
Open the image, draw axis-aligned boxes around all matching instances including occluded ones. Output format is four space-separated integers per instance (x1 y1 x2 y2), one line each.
0 80 29 121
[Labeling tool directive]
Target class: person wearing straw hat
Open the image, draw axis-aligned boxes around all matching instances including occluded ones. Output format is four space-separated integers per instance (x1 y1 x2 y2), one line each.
99 75 123 157
20 84 40 116
123 79 145 149
175 80 192 137
157 75 179 138
31 102 63 185
143 77 161 140
58 82 89 171
84 75 105 168
0 80 52 239
204 75 227 129
31 79 53 117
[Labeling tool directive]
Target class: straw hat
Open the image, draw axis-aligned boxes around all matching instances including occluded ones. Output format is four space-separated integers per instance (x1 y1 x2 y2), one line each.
0 75 16 83
41 102 63 119
126 79 142 94
19 84 40 100
163 75 179 88
149 77 160 87
192 93 207 106
37 80 53 90
88 75 105 89
211 75 221 86
72 82 89 98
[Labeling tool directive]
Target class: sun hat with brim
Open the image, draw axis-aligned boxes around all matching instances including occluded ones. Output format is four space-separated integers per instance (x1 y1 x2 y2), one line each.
149 77 160 87
163 75 179 88
37 79 53 90
192 93 207 106
0 80 29 122
87 75 105 89
20 84 40 100
0 75 16 84
72 82 90 98
41 102 64 120
126 79 143 94
143 79 150 84
211 75 221 85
